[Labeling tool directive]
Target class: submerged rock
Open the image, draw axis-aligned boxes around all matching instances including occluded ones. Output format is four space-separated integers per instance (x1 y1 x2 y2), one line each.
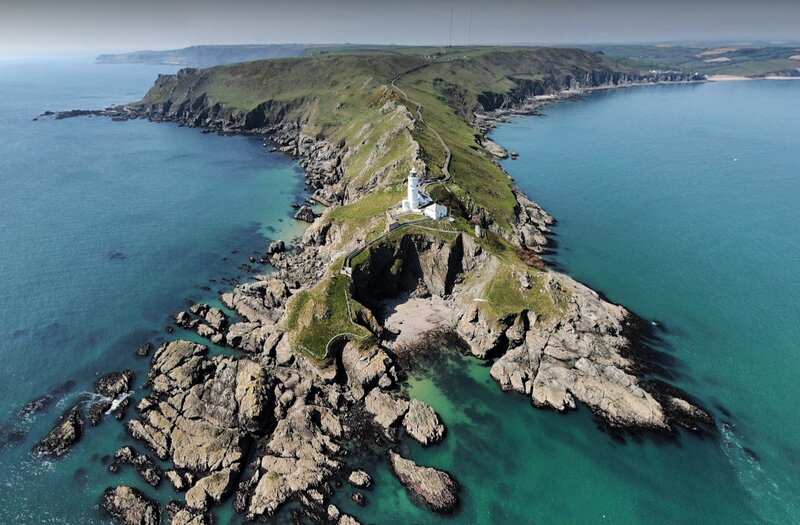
388 450 458 514
102 486 160 525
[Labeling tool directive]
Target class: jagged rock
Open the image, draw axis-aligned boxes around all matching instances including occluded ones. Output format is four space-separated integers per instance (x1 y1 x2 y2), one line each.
190 304 209 317
388 451 458 514
364 389 409 430
167 503 210 525
294 205 317 223
339 515 362 525
341 342 391 399
235 404 341 521
102 486 160 525
204 308 227 332
268 240 285 254
186 468 236 510
96 370 135 398
174 311 191 328
347 470 372 489
137 343 152 357
114 446 162 487
402 399 445 446
166 470 192 492
127 340 272 511
327 504 341 522
33 406 83 457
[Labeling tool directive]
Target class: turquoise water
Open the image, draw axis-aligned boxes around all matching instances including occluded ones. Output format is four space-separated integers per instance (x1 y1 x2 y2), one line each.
2 61 798 525
337 81 800 524
0 59 307 523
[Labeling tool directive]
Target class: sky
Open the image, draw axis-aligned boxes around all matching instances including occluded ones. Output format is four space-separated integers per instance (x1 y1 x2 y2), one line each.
1 0 798 55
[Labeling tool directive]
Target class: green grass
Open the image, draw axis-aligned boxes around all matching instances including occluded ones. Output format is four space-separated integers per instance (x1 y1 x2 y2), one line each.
484 266 568 320
589 44 800 77
138 45 711 365
284 272 371 361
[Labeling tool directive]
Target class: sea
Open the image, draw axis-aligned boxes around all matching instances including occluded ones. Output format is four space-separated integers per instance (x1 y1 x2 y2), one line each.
1 59 798 524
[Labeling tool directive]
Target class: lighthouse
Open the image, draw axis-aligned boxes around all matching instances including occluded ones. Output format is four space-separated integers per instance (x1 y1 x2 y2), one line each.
407 167 420 210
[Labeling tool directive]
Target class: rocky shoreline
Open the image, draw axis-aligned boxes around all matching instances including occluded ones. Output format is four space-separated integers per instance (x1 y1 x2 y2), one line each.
31 67 716 525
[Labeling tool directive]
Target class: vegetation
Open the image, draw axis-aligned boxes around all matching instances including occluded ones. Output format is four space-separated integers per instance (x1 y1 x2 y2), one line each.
589 44 800 77
283 271 371 361
138 45 683 357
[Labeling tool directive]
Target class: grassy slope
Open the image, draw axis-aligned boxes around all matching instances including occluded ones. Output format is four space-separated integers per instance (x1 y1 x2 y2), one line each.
590 44 800 77
142 47 638 360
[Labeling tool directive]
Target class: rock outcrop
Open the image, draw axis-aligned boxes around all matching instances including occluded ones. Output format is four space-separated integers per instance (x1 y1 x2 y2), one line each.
33 406 83 457
402 399 445 446
127 340 271 511
102 486 160 525
388 451 458 513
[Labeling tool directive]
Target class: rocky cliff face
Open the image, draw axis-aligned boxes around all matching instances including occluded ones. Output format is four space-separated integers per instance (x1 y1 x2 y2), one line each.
347 229 712 434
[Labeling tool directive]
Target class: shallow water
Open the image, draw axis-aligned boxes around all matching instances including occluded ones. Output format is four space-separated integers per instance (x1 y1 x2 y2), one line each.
0 58 307 523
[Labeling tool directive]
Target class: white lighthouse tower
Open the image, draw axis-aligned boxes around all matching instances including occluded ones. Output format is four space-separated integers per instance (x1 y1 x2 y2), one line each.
407 167 420 210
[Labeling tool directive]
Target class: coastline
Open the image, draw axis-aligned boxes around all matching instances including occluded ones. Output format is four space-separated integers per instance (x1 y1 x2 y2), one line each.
36 64 717 524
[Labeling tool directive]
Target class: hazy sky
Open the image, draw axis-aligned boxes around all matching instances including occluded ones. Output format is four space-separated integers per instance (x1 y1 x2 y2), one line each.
1 0 798 55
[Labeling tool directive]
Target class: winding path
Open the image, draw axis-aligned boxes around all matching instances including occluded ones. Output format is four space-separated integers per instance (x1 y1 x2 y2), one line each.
326 59 458 355
390 62 452 190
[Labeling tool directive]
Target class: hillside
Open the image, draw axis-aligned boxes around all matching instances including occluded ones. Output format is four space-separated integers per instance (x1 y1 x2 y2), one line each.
128 47 703 365
588 44 800 77
96 44 312 67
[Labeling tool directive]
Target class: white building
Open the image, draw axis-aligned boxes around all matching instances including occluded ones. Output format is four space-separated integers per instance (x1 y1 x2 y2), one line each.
401 167 431 212
423 203 448 220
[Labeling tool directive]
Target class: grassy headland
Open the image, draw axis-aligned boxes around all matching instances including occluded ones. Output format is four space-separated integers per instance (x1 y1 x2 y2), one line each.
133 46 685 360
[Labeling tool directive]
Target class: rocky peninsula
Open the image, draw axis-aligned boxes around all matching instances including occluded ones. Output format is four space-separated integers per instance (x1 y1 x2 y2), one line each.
42 46 713 524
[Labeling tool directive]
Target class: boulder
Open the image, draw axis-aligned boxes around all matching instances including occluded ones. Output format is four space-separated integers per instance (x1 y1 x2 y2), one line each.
347 469 372 489
294 205 317 223
388 451 458 513
402 399 445 446
102 486 160 525
364 389 409 430
33 406 83 457
268 240 286 254
341 342 391 399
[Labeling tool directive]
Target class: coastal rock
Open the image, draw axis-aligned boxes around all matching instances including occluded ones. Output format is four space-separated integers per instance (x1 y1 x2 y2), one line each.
364 389 409 431
388 451 458 514
102 486 160 525
166 503 211 525
33 406 83 457
235 404 342 521
402 399 445 446
114 446 162 487
341 342 391 399
96 370 135 398
127 340 272 511
223 278 291 325
488 274 679 431
268 240 286 254
294 205 317 223
347 469 372 489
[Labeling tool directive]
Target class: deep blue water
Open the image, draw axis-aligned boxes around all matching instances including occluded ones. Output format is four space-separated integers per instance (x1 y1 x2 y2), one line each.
0 58 307 523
